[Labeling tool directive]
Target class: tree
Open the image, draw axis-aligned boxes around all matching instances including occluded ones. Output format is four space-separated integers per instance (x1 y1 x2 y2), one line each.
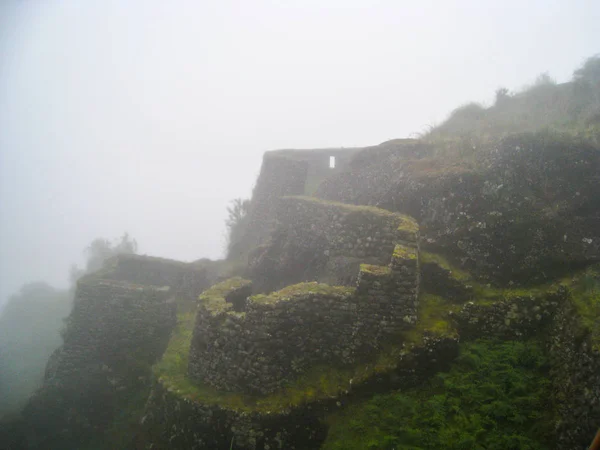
573 54 600 87
225 198 250 259
495 87 510 106
70 233 138 283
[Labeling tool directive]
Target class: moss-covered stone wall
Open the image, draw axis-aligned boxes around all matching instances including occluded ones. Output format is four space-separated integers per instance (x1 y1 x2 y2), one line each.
190 240 420 395
315 133 600 284
250 196 418 291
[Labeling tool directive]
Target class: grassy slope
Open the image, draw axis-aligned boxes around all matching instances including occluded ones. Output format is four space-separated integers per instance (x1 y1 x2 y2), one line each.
323 339 553 450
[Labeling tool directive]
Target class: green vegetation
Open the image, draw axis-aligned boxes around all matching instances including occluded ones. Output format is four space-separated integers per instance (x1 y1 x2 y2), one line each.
359 264 391 276
323 339 552 450
392 244 417 260
423 55 600 163
198 277 252 315
153 292 455 415
396 217 420 242
285 195 408 219
420 250 580 304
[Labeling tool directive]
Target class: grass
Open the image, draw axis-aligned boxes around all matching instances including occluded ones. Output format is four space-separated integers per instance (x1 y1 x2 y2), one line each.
420 250 582 305
152 286 459 415
152 253 600 423
284 195 413 221
323 339 553 450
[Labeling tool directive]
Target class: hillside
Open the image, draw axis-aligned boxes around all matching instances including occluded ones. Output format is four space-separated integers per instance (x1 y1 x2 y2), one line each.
1 55 599 450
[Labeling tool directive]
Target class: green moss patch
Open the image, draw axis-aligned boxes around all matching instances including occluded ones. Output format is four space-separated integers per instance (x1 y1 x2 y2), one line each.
420 251 471 282
396 217 419 242
153 309 421 414
420 250 579 305
250 282 355 306
198 277 252 316
402 293 458 345
359 264 391 276
323 339 553 450
392 244 417 260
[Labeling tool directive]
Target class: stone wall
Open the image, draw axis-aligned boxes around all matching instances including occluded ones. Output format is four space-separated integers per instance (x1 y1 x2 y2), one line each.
190 239 419 395
241 155 309 254
13 254 220 449
140 381 327 450
235 148 361 260
315 133 600 284
548 297 600 450
18 279 176 449
250 196 418 291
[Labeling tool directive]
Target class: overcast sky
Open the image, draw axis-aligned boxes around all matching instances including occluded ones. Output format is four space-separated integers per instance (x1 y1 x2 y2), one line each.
0 0 598 308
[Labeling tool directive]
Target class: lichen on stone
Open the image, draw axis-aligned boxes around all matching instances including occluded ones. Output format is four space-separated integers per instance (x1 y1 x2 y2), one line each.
392 243 418 260
358 264 391 277
198 277 252 316
249 282 355 305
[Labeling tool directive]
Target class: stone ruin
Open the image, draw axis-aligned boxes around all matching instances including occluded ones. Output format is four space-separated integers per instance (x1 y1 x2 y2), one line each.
188 196 420 394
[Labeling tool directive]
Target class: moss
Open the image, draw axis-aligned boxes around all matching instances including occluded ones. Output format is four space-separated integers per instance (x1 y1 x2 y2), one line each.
396 216 419 241
153 309 413 414
198 277 252 315
250 282 355 306
284 195 398 217
359 264 391 276
402 293 459 345
420 250 579 305
420 251 471 282
392 244 418 260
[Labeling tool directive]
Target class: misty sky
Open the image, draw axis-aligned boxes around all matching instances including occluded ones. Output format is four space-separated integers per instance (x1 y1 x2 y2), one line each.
0 0 598 309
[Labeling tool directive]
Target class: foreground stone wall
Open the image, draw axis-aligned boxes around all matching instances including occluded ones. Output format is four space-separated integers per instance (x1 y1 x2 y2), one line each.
250 196 418 291
190 239 419 395
140 381 327 450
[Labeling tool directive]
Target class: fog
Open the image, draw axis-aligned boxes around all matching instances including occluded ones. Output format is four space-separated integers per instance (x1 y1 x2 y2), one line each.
0 0 598 309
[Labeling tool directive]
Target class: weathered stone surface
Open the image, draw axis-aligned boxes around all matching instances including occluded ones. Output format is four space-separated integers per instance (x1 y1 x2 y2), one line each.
249 195 418 292
9 255 220 449
316 133 600 284
190 239 420 395
453 288 566 340
140 380 327 450
548 295 600 450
